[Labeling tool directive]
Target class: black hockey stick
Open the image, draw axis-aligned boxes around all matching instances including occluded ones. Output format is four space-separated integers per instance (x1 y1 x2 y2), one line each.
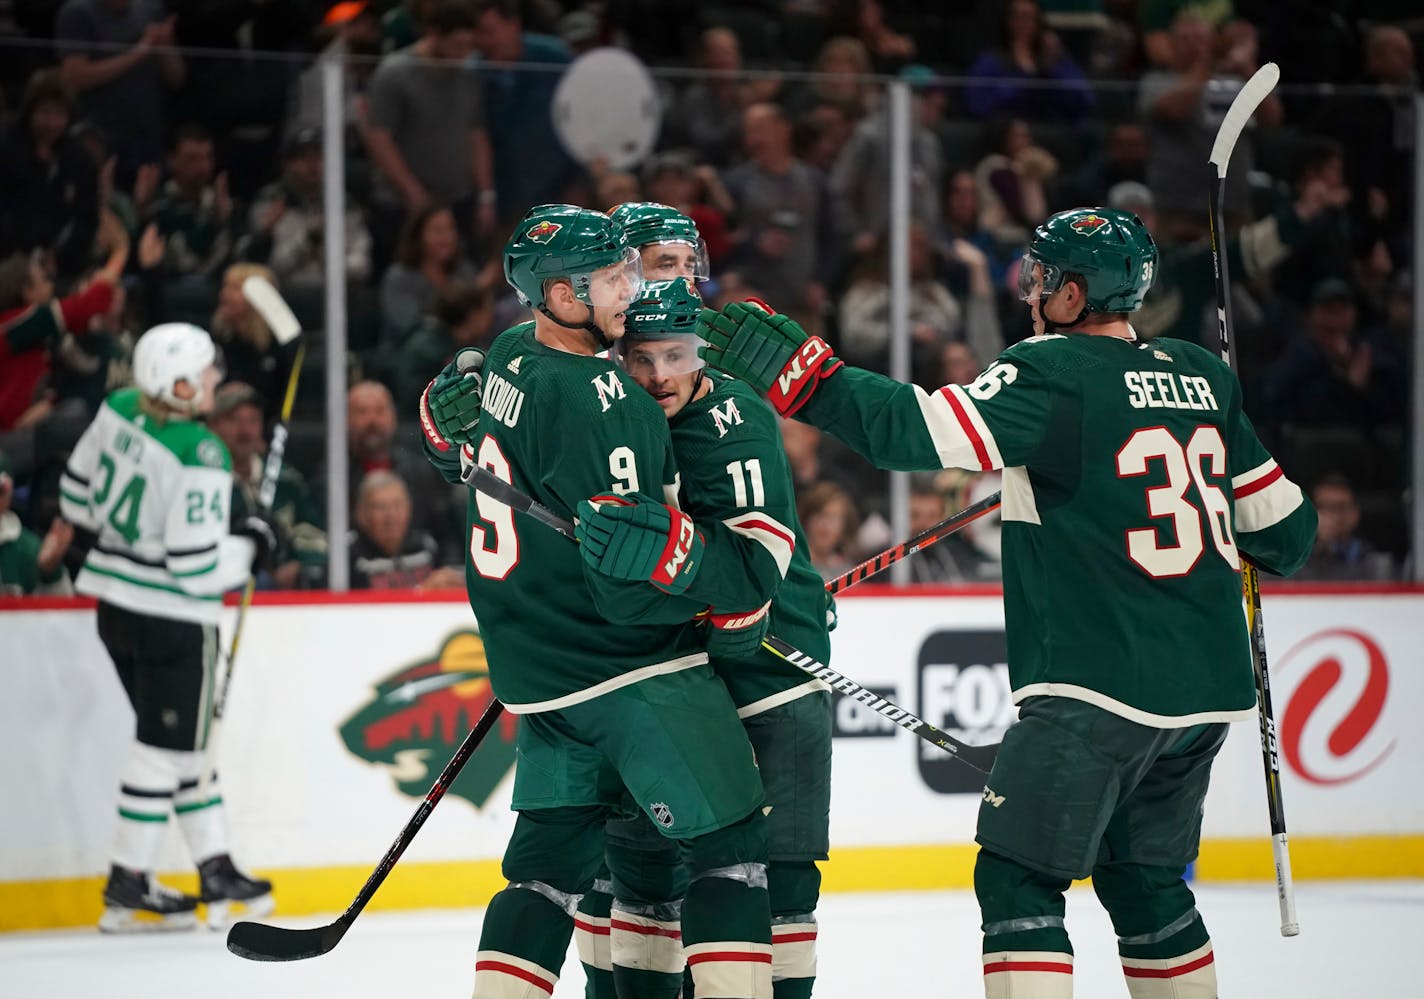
825 491 1001 595
226 699 506 961
1207 61 1298 938
459 463 997 773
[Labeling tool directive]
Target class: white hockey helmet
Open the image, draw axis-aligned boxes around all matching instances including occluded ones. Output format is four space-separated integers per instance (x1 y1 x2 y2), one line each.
132 323 219 412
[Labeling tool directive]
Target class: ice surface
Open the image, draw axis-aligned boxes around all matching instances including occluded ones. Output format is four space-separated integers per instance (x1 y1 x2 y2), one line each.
3 881 1419 998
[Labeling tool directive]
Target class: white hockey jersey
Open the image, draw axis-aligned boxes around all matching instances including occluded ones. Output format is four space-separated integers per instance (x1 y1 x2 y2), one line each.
59 388 254 624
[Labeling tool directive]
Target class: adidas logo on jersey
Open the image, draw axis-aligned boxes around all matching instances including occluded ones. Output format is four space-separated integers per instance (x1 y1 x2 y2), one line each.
507 356 521 375
1153 349 1173 362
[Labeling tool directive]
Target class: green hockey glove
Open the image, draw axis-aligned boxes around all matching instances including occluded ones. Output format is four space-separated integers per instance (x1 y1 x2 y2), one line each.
704 603 771 663
576 493 705 595
419 347 485 451
696 299 843 416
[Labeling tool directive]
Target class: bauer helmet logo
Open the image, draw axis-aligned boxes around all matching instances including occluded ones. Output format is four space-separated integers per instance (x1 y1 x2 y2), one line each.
339 631 518 810
525 220 562 244
1070 214 1111 236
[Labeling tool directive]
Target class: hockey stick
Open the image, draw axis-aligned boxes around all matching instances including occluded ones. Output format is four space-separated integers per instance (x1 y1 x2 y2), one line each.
227 699 506 961
1208 62 1299 938
459 462 997 773
201 276 305 797
825 491 1001 594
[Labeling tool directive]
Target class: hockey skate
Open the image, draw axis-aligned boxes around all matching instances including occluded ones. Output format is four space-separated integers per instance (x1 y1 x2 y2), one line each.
98 865 200 933
199 853 274 929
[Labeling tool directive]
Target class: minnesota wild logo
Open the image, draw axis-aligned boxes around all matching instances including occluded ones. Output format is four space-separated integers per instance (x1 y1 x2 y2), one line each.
1070 214 1111 236
525 220 562 244
340 632 518 809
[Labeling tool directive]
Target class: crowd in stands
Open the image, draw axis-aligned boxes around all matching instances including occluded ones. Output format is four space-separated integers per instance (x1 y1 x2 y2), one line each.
0 0 1417 594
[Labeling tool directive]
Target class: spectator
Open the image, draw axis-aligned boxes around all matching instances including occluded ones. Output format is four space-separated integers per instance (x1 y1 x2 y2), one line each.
53 0 184 187
941 168 1011 290
941 340 982 386
786 36 878 122
393 280 493 414
291 1 384 140
470 0 578 226
831 64 946 258
382 0 436 54
641 151 734 270
838 222 1000 385
245 128 374 292
0 450 74 596
591 162 641 211
316 380 459 560
826 0 916 74
347 469 459 590
363 0 494 266
1054 120 1148 212
0 220 125 481
1138 13 1280 241
723 102 838 329
51 223 166 415
666 28 776 170
208 382 327 591
210 263 296 419
379 204 480 345
796 479 861 579
964 0 1095 123
1142 0 1234 69
794 100 856 177
1261 278 1404 437
0 71 100 282
778 413 875 512
905 472 994 583
1295 473 1395 581
144 124 241 286
973 117 1057 246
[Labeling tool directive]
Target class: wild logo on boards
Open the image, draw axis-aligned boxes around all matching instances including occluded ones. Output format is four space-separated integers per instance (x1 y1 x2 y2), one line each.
340 632 518 809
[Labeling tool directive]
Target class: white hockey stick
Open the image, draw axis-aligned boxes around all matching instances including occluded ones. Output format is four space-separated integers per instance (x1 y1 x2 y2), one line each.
200 277 305 799
1207 62 1299 938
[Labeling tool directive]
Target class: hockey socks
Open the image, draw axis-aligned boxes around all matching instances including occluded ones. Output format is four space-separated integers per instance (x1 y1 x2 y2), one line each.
473 883 574 998
575 878 615 999
112 743 181 872
1116 908 1216 998
681 864 772 999
610 898 684 999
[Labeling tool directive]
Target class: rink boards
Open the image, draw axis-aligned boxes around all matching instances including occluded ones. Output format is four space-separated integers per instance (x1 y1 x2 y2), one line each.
2 586 1421 931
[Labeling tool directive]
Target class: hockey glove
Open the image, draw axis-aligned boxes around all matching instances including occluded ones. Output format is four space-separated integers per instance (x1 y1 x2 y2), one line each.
419 347 485 452
234 514 278 574
575 493 705 595
696 300 843 417
704 603 771 663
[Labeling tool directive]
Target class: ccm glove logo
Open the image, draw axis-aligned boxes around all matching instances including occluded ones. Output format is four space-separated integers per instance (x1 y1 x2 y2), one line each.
653 509 698 588
768 336 842 416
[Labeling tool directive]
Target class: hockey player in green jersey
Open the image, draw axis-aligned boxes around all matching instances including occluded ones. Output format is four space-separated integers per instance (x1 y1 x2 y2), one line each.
419 204 774 999
572 272 834 999
59 323 276 932
697 207 1317 999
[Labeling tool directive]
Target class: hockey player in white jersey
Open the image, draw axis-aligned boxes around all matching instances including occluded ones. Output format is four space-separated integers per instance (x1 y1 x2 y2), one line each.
60 323 276 932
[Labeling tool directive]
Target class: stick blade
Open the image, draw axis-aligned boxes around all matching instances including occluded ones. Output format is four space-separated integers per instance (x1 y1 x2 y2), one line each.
240 275 303 346
227 916 347 962
1209 62 1280 178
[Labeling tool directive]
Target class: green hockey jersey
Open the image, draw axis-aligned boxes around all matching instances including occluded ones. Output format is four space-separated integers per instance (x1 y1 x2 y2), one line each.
424 323 727 714
669 374 832 716
59 388 254 624
800 333 1318 727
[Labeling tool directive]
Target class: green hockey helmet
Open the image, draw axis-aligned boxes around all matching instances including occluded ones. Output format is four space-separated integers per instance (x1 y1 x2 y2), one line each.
608 202 710 281
504 204 642 311
1018 207 1158 314
614 277 706 377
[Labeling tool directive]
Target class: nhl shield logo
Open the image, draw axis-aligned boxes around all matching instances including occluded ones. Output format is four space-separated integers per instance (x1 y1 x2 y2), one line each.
340 632 518 810
650 802 675 828
525 220 562 245
1070 214 1111 236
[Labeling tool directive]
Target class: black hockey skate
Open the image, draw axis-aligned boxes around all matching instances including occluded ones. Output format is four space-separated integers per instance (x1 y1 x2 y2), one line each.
98 864 199 933
199 853 274 929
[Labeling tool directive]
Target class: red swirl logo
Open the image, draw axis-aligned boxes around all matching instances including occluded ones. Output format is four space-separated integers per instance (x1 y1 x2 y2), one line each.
1278 629 1395 786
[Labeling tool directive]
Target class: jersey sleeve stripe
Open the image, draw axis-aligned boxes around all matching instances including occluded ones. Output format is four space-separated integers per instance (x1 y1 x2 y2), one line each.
169 559 219 578
1231 459 1282 497
1234 474 1304 534
918 384 1004 471
59 487 88 507
722 512 796 577
62 469 89 486
168 542 219 558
